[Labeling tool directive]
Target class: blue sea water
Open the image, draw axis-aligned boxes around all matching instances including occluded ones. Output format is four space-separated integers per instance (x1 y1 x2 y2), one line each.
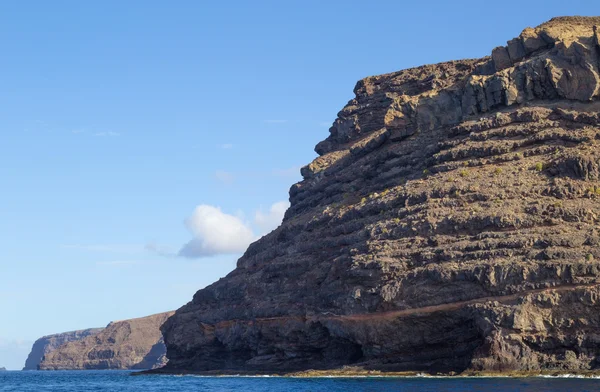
1 371 600 392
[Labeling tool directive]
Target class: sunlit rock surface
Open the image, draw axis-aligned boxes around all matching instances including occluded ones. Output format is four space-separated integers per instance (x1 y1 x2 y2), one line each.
161 17 600 374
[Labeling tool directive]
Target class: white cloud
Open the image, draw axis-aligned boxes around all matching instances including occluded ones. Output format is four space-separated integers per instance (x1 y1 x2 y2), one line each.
176 201 289 259
94 131 120 137
263 119 288 124
255 201 289 234
214 170 234 185
220 143 233 149
178 205 256 258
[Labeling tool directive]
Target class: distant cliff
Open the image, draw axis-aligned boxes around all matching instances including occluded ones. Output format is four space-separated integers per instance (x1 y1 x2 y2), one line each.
160 17 600 375
23 328 103 370
0 367 6 371
38 312 173 370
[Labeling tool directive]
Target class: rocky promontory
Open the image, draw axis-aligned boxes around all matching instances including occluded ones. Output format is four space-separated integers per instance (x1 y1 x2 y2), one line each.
160 17 600 375
38 312 173 370
23 328 103 370
26 312 173 370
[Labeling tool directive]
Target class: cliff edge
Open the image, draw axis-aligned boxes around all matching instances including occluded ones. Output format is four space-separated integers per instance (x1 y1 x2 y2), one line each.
161 17 600 375
23 328 103 370
32 312 173 370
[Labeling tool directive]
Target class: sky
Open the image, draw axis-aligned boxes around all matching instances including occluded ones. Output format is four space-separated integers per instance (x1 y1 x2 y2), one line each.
0 0 598 370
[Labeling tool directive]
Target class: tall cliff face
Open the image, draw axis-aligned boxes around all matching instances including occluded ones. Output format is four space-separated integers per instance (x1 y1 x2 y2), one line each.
38 312 173 370
162 17 600 374
23 328 103 370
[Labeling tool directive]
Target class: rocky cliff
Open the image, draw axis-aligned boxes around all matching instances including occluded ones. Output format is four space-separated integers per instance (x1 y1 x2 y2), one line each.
23 328 103 370
161 17 600 375
36 312 173 370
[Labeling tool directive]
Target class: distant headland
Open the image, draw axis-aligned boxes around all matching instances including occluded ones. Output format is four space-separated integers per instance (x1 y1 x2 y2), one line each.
24 312 172 370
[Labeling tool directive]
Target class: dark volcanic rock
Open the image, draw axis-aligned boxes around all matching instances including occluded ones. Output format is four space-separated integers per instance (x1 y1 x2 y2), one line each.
162 16 600 375
37 312 173 370
23 328 103 370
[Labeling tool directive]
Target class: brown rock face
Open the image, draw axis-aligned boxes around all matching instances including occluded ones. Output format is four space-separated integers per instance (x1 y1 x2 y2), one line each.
39 312 173 370
162 16 600 374
23 328 103 370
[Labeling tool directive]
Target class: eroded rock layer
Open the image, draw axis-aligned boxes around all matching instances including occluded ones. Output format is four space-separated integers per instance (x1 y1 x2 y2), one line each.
38 312 173 370
162 17 600 374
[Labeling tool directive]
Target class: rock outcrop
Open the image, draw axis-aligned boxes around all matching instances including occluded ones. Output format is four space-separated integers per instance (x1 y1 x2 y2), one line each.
23 328 103 370
34 312 173 370
161 17 600 375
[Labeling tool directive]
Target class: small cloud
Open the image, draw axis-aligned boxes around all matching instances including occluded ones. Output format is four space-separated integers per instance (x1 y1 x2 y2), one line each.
164 201 290 260
254 201 289 234
220 143 233 149
214 170 234 185
263 119 288 124
94 131 120 137
178 205 256 258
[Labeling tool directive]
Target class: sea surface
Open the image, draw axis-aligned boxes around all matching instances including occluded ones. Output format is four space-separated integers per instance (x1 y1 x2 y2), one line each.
1 370 600 391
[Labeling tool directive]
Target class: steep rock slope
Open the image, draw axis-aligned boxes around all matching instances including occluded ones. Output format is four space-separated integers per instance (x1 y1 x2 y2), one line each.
39 312 173 370
23 328 103 370
162 17 600 374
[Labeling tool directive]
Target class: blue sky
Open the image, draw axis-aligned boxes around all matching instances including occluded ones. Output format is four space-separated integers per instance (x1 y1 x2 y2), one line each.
0 0 598 370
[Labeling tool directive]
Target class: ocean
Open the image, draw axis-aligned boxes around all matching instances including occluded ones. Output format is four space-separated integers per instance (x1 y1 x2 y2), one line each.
1 371 600 391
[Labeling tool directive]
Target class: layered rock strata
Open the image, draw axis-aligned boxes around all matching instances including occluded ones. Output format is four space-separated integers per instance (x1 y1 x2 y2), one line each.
23 328 103 370
36 312 173 370
161 17 600 374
